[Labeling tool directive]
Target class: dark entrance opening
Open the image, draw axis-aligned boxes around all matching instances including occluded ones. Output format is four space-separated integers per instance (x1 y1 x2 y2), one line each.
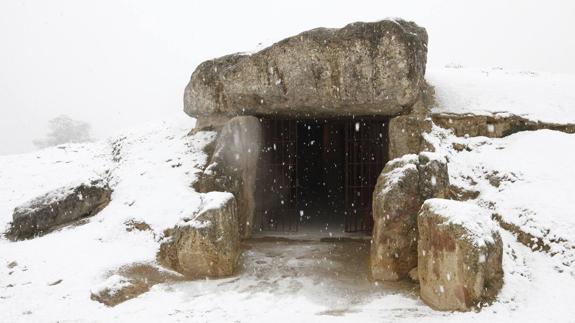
296 120 346 231
255 117 388 235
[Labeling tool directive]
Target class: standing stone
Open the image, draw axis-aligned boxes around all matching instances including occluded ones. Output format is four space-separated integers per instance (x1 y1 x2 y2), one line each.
418 152 450 200
371 152 450 281
371 155 421 281
417 199 503 311
184 19 428 119
196 116 262 238
388 114 433 160
157 192 240 279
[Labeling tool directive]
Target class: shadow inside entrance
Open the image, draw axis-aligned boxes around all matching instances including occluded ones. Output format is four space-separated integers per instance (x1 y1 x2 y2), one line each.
255 117 388 236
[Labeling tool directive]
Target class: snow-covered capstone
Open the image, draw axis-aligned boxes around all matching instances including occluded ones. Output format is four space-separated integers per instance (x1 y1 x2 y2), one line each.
417 199 503 311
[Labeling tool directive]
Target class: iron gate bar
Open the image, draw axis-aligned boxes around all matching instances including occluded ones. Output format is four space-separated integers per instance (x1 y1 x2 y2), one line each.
344 119 388 232
256 117 388 234
256 118 299 232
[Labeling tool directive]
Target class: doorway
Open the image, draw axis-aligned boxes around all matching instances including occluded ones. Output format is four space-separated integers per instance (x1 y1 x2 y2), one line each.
255 117 388 235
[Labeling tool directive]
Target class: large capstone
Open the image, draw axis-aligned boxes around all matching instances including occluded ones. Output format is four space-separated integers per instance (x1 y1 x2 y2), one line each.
185 19 428 119
195 116 262 238
417 199 503 311
6 181 112 240
157 192 240 279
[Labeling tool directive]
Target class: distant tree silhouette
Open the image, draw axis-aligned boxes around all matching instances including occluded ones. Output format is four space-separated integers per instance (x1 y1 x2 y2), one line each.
33 115 92 148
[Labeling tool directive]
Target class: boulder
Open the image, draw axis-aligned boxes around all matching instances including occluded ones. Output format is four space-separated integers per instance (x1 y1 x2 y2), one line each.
418 152 450 200
195 116 262 238
157 192 240 279
6 181 112 240
371 152 450 281
90 275 149 307
417 199 503 311
90 264 184 307
388 91 435 159
185 19 428 119
371 155 421 281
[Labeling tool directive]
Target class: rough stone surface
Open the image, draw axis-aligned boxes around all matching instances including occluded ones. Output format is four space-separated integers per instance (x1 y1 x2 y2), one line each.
195 116 262 238
432 112 575 138
417 199 503 311
6 181 112 240
371 152 449 281
90 264 184 307
418 152 450 200
157 192 240 279
371 155 421 281
388 114 433 159
408 267 419 282
185 19 428 119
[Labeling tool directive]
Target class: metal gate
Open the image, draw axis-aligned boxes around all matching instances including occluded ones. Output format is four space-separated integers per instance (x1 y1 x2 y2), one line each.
256 118 387 233
256 119 299 232
343 119 388 232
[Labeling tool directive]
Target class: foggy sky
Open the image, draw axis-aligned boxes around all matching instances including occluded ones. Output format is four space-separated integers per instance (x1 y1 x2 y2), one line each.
1 0 574 155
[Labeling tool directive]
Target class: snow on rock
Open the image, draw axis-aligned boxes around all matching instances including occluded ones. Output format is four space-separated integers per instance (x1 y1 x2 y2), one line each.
7 181 112 241
427 124 575 272
428 66 575 124
418 198 503 311
0 142 110 233
421 198 497 247
0 117 223 321
157 191 240 279
90 274 133 297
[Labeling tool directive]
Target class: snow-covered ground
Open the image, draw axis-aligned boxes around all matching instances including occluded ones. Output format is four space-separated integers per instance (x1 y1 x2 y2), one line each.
428 66 575 124
1 68 575 322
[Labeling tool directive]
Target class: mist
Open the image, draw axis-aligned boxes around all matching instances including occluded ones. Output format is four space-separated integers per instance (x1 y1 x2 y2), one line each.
1 0 574 155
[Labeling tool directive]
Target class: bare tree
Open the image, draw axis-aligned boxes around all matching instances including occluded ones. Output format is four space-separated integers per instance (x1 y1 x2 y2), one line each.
33 115 92 148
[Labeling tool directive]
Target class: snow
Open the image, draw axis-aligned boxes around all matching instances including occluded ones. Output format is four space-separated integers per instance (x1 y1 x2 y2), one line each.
428 66 575 124
422 198 497 246
428 126 575 271
198 191 234 214
1 68 575 321
90 275 133 297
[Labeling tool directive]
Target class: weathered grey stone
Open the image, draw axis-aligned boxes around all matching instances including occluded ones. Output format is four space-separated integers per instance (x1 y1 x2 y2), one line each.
90 264 184 307
432 112 575 138
418 152 450 200
417 199 503 311
195 116 262 238
185 19 428 119
157 192 240 279
6 181 112 240
388 114 433 160
371 155 421 281
371 151 450 281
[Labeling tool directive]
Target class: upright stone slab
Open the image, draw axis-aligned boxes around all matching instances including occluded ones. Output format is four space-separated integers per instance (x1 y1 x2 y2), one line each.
157 192 240 278
417 199 503 311
371 152 450 281
418 152 450 200
371 155 421 281
197 116 262 238
184 19 428 119
388 115 432 160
